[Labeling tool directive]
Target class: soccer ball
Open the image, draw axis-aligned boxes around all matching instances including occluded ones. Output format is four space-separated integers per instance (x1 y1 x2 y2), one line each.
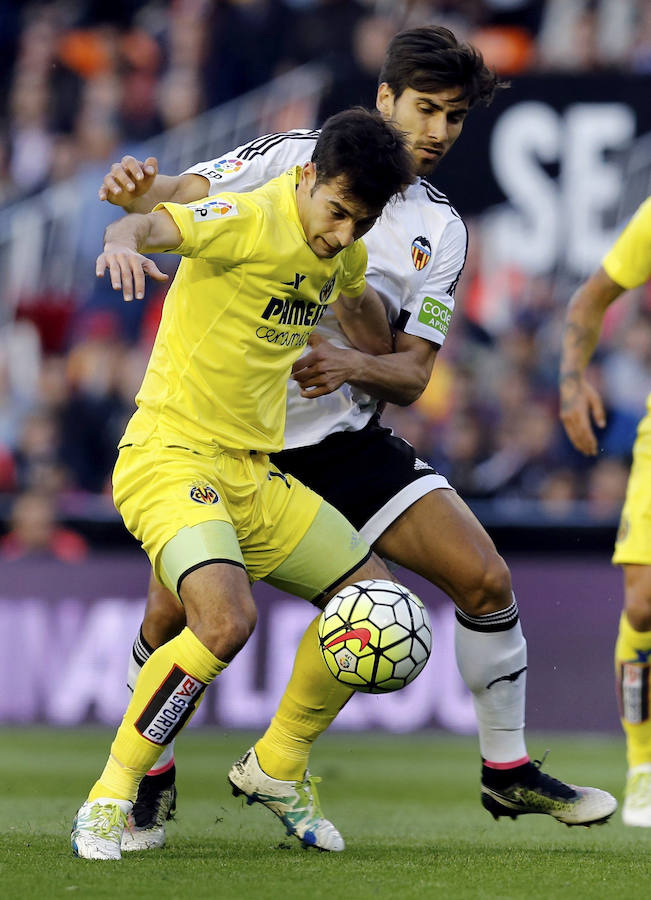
318 579 431 693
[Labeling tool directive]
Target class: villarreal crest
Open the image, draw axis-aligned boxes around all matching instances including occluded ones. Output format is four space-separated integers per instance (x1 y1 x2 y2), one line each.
411 235 432 270
189 483 220 504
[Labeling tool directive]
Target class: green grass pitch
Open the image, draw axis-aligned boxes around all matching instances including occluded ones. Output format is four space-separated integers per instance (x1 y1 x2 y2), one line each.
1 728 648 899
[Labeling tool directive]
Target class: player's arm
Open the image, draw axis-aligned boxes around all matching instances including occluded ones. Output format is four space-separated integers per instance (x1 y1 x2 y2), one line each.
98 155 210 213
96 209 181 301
333 283 393 356
559 267 624 456
291 284 393 399
325 213 463 405
347 330 437 405
292 328 437 405
98 133 305 213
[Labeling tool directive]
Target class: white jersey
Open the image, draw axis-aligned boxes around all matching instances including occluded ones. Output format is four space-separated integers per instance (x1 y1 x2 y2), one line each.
184 130 467 449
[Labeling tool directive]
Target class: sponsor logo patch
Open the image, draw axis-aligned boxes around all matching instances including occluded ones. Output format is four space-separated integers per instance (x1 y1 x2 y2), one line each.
191 199 238 222
619 662 650 724
255 327 310 348
189 483 220 504
418 297 451 335
411 235 432 270
135 665 205 745
212 157 244 177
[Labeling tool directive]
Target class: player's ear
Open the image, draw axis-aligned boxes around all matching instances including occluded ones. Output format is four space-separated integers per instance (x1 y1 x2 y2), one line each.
376 82 395 118
301 161 317 191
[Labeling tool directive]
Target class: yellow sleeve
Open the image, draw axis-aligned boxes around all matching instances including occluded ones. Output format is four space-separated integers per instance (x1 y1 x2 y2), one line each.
602 197 651 290
154 194 261 264
338 239 368 297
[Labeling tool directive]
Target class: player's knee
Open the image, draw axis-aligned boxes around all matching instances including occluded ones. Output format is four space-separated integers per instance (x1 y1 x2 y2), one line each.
458 552 512 616
192 606 257 660
220 612 257 657
623 587 651 631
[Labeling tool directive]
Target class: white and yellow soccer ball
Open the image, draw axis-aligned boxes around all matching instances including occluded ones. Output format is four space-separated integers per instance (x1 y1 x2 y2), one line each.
318 579 432 693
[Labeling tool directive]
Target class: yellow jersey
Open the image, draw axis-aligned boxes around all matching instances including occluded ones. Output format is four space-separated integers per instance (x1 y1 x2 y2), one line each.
121 167 367 453
602 197 651 290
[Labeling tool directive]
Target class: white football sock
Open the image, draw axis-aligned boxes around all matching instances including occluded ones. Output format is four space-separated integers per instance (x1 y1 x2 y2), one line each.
455 596 528 765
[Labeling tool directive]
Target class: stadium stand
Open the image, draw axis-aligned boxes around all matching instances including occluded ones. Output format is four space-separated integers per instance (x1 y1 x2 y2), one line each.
0 0 650 550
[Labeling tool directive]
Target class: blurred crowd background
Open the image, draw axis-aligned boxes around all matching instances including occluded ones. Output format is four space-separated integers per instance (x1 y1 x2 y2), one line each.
0 0 650 559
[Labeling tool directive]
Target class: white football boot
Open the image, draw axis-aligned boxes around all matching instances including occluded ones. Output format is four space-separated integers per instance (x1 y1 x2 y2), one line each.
71 798 132 860
622 764 651 827
228 747 344 851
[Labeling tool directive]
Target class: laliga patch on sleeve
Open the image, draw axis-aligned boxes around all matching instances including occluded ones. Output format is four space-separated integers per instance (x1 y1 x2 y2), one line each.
191 199 239 222
212 157 244 177
417 297 451 335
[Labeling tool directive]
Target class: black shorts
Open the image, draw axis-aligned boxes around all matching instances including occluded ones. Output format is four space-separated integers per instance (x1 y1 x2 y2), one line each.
271 415 451 544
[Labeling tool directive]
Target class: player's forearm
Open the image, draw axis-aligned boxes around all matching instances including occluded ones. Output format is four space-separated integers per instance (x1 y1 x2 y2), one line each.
104 214 153 252
559 271 621 385
348 350 432 406
121 174 206 214
334 287 393 356
104 209 180 255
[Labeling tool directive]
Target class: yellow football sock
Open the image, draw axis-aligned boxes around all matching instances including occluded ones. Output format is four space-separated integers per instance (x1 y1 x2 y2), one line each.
255 615 353 780
615 612 651 769
89 627 226 801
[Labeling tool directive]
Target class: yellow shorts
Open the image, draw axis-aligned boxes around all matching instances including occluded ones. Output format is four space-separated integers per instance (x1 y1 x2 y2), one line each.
613 404 651 565
113 434 370 602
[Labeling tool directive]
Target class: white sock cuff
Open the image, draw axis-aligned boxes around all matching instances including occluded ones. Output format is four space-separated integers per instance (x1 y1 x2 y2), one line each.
127 627 154 694
455 595 519 633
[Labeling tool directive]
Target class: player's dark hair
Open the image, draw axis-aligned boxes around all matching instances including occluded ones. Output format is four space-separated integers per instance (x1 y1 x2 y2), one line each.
378 25 505 107
311 107 411 211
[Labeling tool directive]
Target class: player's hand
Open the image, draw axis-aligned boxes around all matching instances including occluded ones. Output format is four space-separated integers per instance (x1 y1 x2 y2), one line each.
96 242 168 302
559 374 606 456
291 333 358 398
98 156 158 205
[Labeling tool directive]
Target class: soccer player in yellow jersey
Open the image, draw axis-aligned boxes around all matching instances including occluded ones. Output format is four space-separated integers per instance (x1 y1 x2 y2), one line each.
560 196 651 827
70 108 412 860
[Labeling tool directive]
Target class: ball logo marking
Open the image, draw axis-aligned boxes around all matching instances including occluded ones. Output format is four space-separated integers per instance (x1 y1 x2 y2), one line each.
324 628 371 651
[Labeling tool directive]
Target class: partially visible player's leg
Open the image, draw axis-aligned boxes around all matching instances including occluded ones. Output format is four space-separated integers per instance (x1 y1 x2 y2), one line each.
97 561 251 798
617 564 651 827
229 493 391 851
374 487 615 826
74 558 249 860
612 414 651 826
374 488 526 765
73 442 254 860
254 521 390 781
122 572 187 851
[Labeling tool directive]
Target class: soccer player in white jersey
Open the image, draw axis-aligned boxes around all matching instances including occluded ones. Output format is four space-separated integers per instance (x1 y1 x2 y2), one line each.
99 27 616 851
